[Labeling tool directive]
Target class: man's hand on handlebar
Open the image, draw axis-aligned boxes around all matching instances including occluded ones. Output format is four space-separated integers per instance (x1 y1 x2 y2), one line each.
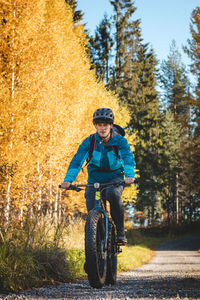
60 182 71 189
125 177 135 185
60 179 135 189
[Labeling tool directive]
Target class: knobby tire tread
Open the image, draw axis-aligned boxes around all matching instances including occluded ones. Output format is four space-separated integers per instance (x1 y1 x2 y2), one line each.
105 219 117 285
85 210 107 288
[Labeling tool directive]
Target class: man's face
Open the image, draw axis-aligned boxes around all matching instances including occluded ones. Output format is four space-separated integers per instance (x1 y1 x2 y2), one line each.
95 123 113 139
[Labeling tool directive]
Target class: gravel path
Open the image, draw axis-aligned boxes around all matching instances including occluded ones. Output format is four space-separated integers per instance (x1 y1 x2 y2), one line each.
1 236 200 300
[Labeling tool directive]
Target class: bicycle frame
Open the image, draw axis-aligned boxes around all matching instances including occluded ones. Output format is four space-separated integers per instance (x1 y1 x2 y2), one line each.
93 185 108 252
59 180 126 251
59 180 129 288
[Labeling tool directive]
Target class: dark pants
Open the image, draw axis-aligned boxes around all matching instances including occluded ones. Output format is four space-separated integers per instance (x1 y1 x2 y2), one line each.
84 178 125 235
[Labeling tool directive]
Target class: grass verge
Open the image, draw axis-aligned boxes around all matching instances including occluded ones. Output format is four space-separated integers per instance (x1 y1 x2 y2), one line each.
118 236 168 273
118 244 154 272
0 232 165 292
64 235 169 280
1 220 198 292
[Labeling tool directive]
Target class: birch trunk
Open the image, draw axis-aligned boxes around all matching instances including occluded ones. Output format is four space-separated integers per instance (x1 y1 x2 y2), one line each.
6 2 16 222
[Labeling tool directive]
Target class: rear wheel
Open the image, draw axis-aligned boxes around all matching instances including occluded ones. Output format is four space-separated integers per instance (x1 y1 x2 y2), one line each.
85 210 107 288
105 219 117 285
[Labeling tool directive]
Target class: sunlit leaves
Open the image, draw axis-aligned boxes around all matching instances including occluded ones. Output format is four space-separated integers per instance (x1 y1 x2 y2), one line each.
0 0 134 223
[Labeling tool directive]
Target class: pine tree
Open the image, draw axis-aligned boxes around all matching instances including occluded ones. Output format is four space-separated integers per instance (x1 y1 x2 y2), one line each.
158 110 183 224
184 6 200 221
110 0 142 96
159 41 193 223
185 7 200 138
89 0 161 223
89 14 113 84
128 45 162 224
160 40 191 129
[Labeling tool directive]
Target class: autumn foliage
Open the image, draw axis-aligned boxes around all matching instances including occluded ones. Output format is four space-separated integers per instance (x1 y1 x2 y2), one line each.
0 0 137 224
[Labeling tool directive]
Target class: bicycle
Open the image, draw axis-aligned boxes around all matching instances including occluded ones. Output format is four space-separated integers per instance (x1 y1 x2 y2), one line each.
59 180 127 288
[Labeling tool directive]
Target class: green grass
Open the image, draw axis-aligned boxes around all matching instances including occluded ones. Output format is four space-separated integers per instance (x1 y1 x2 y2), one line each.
0 217 85 292
1 219 198 292
66 249 85 279
64 234 169 280
0 243 73 292
0 225 166 292
118 244 153 272
117 235 169 272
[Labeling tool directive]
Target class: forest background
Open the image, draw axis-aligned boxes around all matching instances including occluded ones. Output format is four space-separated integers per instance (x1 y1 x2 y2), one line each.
0 0 200 292
1 0 199 227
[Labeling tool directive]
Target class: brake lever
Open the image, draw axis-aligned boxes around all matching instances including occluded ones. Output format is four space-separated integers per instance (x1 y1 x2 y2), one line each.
70 185 83 192
58 185 83 192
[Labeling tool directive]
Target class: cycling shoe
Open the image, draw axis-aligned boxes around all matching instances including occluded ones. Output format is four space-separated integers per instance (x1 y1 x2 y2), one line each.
116 235 127 245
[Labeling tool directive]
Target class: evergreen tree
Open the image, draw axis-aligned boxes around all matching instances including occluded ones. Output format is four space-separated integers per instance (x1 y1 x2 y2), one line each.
158 110 182 224
89 15 113 84
108 1 163 222
89 0 162 223
110 0 142 95
185 7 200 138
128 45 162 224
184 6 200 221
159 41 192 223
178 134 199 222
160 40 191 129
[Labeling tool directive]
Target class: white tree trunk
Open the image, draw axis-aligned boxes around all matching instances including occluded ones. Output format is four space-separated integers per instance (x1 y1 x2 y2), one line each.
37 159 42 212
6 2 16 222
55 187 58 222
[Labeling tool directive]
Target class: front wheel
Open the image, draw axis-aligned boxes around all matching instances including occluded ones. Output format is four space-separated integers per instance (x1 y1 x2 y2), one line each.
85 210 107 288
105 219 117 285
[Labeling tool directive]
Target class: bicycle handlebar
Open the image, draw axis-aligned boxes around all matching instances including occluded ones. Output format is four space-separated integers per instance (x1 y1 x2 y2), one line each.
59 181 126 192
58 180 137 192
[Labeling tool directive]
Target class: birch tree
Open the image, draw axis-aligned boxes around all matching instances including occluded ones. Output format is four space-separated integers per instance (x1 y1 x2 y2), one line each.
0 0 134 224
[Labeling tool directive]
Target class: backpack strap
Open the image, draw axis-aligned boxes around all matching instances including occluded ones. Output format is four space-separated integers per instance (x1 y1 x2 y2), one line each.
82 134 120 171
111 145 120 161
85 134 96 167
81 134 96 172
81 134 96 171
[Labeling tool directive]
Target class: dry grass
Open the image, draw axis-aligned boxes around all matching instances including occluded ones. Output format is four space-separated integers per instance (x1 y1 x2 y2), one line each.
63 220 85 250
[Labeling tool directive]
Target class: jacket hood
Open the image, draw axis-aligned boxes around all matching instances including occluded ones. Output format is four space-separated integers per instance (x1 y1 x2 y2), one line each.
111 124 125 137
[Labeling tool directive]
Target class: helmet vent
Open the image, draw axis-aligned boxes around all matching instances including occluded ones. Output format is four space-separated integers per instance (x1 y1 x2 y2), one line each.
93 108 114 124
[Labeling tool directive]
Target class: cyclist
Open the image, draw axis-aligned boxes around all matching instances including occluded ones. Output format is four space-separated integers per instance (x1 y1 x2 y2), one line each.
61 108 135 244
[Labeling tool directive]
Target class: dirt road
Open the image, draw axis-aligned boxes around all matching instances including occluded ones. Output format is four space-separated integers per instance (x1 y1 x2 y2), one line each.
2 236 200 300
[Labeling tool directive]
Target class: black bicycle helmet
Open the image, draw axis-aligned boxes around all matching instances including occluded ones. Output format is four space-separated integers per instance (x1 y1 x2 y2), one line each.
93 108 114 124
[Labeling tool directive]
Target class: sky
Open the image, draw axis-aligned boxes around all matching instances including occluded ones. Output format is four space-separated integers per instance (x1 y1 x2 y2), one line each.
77 0 200 67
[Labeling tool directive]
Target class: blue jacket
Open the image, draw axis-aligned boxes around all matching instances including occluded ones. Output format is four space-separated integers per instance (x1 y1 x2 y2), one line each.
64 124 135 183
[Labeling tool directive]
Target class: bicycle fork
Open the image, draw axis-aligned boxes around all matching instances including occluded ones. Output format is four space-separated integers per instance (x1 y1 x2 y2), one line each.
94 189 108 253
94 186 122 255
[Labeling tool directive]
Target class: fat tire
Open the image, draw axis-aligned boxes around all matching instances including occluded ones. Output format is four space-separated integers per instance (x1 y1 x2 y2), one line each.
105 219 117 285
85 210 107 288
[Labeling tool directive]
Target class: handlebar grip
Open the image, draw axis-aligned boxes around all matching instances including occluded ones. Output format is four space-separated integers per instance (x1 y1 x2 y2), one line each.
58 184 82 192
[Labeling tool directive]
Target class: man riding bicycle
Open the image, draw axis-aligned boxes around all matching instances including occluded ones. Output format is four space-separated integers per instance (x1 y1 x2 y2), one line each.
61 108 135 244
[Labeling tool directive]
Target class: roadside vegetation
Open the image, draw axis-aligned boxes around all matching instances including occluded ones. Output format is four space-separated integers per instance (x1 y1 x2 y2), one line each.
1 219 199 293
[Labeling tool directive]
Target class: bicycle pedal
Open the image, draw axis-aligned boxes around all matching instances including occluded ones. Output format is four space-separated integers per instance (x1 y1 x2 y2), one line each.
116 240 127 246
